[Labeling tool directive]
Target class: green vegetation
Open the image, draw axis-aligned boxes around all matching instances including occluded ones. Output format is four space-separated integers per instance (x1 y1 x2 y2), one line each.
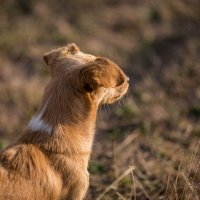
0 142 3 149
89 161 106 174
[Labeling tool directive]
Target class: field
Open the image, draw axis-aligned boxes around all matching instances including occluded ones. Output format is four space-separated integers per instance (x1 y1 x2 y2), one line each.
0 0 200 199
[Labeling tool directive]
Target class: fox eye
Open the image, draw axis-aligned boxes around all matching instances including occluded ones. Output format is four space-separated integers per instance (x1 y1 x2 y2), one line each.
84 84 93 92
116 76 124 86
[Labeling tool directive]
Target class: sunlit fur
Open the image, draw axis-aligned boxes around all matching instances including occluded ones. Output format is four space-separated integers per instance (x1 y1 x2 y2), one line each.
0 43 129 200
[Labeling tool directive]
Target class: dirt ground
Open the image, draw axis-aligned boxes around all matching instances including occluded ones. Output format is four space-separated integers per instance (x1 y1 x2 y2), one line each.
0 0 200 199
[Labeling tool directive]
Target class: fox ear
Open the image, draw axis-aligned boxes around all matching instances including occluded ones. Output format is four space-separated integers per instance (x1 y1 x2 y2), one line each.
43 50 61 76
67 43 80 54
43 43 82 76
43 43 80 66
79 58 118 92
43 53 52 66
43 47 65 66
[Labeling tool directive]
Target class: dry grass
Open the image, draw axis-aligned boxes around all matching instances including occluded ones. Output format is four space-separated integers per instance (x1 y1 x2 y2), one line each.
0 0 200 199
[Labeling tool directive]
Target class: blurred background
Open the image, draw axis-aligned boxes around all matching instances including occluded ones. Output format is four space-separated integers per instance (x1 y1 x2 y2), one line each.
0 0 200 199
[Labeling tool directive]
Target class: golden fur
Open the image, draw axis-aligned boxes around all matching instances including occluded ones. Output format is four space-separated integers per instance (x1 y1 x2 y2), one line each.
0 43 129 200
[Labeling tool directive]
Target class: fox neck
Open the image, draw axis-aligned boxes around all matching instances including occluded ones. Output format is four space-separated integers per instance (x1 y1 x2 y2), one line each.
21 80 98 158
